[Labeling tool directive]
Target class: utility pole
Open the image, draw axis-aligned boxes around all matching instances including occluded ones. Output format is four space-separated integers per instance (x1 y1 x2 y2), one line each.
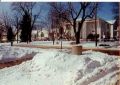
118 2 120 55
16 17 19 44
52 19 54 45
59 13 63 50
95 3 98 47
60 26 63 50
118 2 120 44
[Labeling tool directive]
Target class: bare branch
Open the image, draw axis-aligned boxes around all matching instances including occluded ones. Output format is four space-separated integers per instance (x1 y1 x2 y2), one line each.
68 2 74 19
75 3 83 19
84 3 97 19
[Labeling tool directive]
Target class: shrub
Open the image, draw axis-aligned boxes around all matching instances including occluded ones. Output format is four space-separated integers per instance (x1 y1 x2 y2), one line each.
87 33 94 40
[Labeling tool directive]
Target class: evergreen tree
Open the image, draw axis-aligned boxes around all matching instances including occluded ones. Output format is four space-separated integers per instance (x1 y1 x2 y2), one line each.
7 26 14 42
12 2 41 43
7 26 14 46
20 11 31 42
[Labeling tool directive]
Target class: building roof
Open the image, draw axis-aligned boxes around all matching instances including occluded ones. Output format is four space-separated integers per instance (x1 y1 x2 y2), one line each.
76 18 93 21
77 17 115 25
76 18 99 22
106 20 116 24
76 18 82 21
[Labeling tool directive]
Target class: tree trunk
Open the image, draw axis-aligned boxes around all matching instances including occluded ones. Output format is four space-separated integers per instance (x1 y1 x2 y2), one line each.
75 32 80 44
76 21 84 44
73 19 84 44
73 20 76 34
53 39 55 45
11 41 13 46
29 32 32 42
73 20 79 44
17 34 18 43
17 29 19 43
28 29 32 42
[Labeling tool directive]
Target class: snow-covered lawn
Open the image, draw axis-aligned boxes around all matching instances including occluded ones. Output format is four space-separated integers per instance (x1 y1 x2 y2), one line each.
0 45 120 85
0 41 120 49
15 41 120 48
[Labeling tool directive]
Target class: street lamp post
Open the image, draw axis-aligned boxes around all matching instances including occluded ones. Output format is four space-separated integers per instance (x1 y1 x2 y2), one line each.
59 13 63 50
118 2 120 44
118 3 120 84
95 3 98 47
17 27 19 43
60 26 63 50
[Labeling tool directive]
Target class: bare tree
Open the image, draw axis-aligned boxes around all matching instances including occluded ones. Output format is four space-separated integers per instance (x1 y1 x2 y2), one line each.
50 2 97 44
11 2 42 42
0 11 12 29
0 11 15 46
49 3 70 45
11 12 22 43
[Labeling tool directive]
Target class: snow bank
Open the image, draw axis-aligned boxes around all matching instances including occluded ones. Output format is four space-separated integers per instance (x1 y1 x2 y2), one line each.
0 49 119 85
0 45 43 62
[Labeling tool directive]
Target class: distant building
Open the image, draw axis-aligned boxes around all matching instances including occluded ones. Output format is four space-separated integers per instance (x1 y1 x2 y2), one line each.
113 19 119 40
106 20 116 40
49 22 73 40
80 18 111 40
15 28 49 41
32 29 49 41
0 23 7 42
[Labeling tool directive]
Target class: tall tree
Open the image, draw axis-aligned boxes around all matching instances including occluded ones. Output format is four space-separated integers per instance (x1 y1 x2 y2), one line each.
11 2 41 42
50 2 97 44
49 3 70 45
7 26 14 46
49 3 69 37
0 11 15 45
20 11 31 42
0 11 12 29
12 12 21 43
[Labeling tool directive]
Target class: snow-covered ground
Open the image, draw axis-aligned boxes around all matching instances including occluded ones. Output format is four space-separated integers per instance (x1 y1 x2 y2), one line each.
0 41 120 49
0 45 120 85
15 41 120 48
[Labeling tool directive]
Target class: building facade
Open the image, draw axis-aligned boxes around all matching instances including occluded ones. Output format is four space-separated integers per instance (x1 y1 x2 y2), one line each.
32 29 49 41
62 18 112 41
113 19 119 40
0 22 7 42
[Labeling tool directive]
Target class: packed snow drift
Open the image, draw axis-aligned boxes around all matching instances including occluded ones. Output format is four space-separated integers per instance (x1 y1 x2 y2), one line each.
0 46 120 85
0 46 29 62
0 45 42 63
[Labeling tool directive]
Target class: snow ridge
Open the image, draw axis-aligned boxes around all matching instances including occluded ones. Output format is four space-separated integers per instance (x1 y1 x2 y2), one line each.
0 47 119 85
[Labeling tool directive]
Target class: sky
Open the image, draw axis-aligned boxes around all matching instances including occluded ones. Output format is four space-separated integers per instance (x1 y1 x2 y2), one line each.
97 2 114 20
0 2 116 21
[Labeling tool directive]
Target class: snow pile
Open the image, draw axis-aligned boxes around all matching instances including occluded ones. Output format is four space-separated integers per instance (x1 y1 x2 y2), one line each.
0 45 43 62
0 50 119 85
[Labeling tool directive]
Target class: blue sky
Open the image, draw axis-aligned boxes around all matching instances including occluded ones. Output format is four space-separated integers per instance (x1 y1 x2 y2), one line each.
97 2 114 20
0 2 116 21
